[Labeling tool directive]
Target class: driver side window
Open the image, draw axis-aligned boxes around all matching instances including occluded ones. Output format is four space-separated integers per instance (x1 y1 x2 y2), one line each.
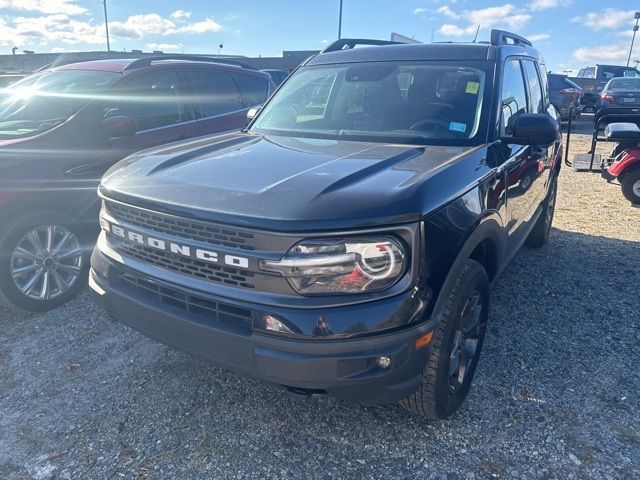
103 71 189 132
500 59 528 135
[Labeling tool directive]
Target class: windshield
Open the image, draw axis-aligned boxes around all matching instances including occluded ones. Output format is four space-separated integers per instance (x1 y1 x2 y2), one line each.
608 78 640 91
0 69 121 140
252 61 489 145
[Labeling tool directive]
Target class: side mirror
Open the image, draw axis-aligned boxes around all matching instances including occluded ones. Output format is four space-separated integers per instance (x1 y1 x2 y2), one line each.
246 106 261 124
102 116 136 138
501 113 559 146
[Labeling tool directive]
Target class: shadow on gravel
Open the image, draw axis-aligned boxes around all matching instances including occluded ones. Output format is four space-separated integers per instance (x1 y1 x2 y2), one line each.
1 227 639 479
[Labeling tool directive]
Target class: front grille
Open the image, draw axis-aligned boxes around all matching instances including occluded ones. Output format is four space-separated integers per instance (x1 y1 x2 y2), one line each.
112 238 256 289
106 201 256 251
119 274 253 334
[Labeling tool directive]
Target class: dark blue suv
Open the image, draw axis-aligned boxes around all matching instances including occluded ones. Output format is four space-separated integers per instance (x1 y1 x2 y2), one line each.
91 31 561 420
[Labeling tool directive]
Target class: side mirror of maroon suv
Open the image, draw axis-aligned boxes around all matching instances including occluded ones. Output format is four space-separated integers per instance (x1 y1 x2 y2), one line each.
0 57 275 311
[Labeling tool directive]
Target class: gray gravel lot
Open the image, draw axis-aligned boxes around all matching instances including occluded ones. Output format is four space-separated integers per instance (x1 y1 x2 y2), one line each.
1 116 639 480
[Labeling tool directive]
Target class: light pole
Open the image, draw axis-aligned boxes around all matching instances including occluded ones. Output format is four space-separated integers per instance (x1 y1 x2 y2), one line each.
102 0 111 57
338 0 343 39
627 11 640 67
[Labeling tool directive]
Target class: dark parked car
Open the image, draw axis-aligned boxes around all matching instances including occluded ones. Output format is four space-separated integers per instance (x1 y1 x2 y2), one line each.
0 57 275 311
91 31 561 420
548 73 582 121
599 77 640 113
262 69 289 87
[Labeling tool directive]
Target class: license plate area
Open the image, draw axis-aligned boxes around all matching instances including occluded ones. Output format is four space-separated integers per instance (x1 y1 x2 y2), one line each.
623 97 636 103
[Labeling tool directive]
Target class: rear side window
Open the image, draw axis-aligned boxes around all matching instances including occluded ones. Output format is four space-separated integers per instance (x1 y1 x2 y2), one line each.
106 70 188 131
548 76 564 89
523 60 545 113
234 74 269 107
501 59 528 135
190 70 242 118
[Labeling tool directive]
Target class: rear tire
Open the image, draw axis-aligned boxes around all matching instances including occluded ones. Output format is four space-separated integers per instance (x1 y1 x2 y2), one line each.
0 212 90 312
400 259 489 420
525 178 557 248
620 169 640 205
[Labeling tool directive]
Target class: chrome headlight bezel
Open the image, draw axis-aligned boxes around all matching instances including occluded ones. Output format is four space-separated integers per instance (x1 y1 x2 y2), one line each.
260 235 409 296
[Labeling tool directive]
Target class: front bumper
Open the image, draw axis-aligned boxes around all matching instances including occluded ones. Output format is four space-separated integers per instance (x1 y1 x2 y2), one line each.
90 251 436 404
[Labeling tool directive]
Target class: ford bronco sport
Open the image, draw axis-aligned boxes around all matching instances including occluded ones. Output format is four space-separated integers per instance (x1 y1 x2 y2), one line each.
90 31 561 420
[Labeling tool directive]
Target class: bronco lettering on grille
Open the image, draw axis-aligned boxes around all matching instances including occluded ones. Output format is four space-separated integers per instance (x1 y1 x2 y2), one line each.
101 219 250 269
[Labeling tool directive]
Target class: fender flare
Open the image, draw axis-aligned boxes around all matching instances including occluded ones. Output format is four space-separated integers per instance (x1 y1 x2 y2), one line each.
428 214 506 322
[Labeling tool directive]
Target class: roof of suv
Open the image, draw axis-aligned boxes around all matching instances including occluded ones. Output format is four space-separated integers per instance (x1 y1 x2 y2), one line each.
55 57 266 75
308 43 496 65
307 30 539 66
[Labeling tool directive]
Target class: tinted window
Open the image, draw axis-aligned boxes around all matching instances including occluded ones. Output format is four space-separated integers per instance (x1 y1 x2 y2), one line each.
0 70 120 139
190 70 242 118
601 66 640 80
501 60 528 135
548 75 564 89
105 70 187 131
523 60 544 113
234 74 269 107
607 78 640 91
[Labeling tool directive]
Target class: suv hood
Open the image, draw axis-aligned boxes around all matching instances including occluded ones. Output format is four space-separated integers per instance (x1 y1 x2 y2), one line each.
100 132 476 230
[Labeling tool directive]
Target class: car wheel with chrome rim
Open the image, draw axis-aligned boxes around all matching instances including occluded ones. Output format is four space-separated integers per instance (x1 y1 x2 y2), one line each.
0 212 89 312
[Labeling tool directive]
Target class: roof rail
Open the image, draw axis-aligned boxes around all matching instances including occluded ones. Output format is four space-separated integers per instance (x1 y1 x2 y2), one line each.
321 38 401 53
123 55 258 71
490 29 532 47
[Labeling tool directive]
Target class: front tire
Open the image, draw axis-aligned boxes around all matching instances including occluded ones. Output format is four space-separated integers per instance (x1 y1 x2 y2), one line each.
400 259 489 420
620 169 640 205
0 212 89 312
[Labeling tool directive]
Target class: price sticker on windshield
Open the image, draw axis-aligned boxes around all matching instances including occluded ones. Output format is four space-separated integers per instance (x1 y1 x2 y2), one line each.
465 82 480 94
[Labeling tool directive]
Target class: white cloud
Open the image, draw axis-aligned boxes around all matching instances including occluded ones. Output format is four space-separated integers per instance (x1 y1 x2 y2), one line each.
109 14 175 39
571 9 637 31
527 33 550 42
107 13 222 39
0 0 87 15
147 42 183 52
51 46 65 52
412 7 427 15
573 43 629 63
174 18 222 34
437 6 459 19
0 11 224 48
439 24 476 36
437 4 532 37
531 0 570 11
170 10 192 20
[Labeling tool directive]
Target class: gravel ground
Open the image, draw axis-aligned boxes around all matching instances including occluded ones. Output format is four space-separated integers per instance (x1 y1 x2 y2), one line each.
1 115 639 480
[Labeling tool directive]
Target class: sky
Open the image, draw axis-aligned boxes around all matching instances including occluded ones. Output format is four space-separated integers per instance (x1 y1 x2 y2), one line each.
0 0 638 73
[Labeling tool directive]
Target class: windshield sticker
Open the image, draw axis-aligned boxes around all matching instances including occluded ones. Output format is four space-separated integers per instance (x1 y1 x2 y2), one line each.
449 122 467 133
465 82 480 94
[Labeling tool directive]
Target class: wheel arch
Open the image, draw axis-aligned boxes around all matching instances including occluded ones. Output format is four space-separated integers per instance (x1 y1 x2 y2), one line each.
428 215 506 322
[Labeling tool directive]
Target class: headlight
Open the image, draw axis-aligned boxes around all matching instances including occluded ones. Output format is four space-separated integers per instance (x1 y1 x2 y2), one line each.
260 237 407 295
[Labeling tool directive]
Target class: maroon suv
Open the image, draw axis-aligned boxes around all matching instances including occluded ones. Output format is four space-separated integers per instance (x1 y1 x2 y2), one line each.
0 57 275 311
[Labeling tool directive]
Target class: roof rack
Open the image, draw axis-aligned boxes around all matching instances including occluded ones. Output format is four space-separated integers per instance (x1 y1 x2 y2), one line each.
123 55 258 71
490 29 532 47
321 39 402 53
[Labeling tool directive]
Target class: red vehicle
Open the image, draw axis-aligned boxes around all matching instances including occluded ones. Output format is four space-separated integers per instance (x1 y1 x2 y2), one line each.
600 123 640 204
0 56 275 311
